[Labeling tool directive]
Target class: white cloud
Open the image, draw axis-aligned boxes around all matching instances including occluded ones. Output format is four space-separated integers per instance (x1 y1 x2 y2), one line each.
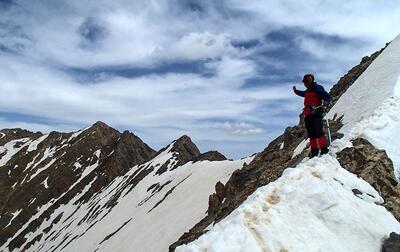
1 0 399 158
229 0 400 45
157 32 237 60
211 122 264 135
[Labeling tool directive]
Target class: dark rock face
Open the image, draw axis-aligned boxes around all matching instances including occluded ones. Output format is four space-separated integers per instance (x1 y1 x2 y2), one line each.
337 138 400 221
156 136 227 175
382 232 400 252
215 181 226 199
169 135 201 170
169 45 390 251
156 135 201 175
196 151 227 162
207 181 227 215
0 121 157 250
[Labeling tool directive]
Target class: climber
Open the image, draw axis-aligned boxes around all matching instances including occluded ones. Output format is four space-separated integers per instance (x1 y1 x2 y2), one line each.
293 73 331 158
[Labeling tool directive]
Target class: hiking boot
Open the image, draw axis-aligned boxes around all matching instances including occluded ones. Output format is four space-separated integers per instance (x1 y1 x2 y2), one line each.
320 148 329 155
309 149 319 158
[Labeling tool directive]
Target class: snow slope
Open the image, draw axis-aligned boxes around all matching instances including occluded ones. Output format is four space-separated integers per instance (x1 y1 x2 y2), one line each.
4 141 253 252
177 149 400 252
177 34 400 251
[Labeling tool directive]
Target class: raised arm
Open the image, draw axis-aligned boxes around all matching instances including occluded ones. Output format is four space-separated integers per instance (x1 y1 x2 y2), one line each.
293 86 306 97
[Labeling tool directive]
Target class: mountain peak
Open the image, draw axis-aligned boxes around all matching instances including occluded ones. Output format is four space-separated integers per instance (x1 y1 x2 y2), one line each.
90 121 114 130
85 121 120 138
171 135 201 157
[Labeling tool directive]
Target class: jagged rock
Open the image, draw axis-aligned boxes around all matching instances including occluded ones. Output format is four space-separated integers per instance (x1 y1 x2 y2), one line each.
196 151 227 162
337 138 400 221
207 182 227 215
156 135 201 174
215 181 226 200
171 135 201 159
207 194 221 215
157 136 227 174
382 232 400 252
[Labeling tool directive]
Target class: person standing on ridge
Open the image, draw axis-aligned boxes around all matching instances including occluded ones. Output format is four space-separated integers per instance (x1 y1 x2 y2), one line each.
293 74 331 158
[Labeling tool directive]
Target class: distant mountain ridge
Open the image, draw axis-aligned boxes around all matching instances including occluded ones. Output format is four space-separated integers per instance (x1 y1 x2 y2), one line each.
0 120 235 251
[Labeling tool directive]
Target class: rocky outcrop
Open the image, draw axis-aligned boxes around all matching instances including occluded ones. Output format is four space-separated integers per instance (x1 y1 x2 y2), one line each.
171 135 201 160
382 232 400 252
156 136 228 175
196 151 227 162
156 135 201 175
207 181 227 215
169 135 201 170
337 138 400 221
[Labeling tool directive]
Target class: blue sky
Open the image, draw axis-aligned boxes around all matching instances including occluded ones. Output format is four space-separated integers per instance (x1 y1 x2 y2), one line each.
1 0 400 158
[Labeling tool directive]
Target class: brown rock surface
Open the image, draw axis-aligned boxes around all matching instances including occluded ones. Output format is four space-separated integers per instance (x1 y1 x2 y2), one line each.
337 138 400 221
196 151 227 162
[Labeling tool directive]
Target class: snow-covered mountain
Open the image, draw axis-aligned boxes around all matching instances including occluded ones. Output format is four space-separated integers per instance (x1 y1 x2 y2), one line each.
1 34 400 252
0 123 251 251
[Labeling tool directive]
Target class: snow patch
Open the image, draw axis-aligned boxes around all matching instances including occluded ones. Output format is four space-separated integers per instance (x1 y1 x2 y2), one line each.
68 127 89 143
73 162 82 171
27 135 48 152
0 138 31 166
42 177 49 189
5 209 23 228
29 158 57 181
292 139 307 158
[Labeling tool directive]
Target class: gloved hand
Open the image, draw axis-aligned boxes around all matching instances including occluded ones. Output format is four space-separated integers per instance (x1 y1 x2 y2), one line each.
292 85 297 92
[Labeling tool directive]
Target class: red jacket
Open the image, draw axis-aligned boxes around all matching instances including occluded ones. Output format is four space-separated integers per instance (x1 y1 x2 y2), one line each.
294 82 330 116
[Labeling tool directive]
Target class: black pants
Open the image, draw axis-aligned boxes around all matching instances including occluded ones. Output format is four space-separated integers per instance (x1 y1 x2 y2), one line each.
304 114 324 138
